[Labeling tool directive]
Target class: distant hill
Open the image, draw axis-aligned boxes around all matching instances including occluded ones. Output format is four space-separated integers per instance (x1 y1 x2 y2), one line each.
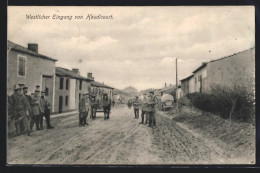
122 86 139 97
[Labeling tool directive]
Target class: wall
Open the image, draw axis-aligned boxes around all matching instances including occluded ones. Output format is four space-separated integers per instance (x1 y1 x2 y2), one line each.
69 79 76 110
193 67 207 93
54 76 72 113
7 50 55 95
207 48 255 93
188 76 195 94
181 80 189 96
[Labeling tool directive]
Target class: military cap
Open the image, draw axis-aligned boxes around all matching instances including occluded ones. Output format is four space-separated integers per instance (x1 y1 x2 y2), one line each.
41 91 45 94
14 84 21 90
35 89 40 93
23 85 28 90
149 91 154 94
136 96 139 98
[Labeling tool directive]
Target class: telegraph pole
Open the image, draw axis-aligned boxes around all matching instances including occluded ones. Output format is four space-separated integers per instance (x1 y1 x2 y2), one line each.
176 58 178 108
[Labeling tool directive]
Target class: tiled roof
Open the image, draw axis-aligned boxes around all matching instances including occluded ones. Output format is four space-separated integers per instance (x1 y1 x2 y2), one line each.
56 67 93 81
91 81 114 89
8 40 57 62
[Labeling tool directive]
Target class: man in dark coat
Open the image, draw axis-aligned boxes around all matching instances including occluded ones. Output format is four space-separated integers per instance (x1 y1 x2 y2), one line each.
133 96 141 119
79 92 89 126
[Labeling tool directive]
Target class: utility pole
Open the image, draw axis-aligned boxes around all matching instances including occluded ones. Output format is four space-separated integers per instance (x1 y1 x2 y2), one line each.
176 58 178 108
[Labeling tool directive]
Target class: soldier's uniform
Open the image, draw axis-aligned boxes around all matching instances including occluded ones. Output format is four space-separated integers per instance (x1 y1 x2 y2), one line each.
8 95 15 137
140 95 149 124
12 85 32 136
30 90 41 130
43 97 54 129
90 95 99 119
39 92 46 129
102 94 111 120
147 92 157 127
79 92 89 126
133 97 141 119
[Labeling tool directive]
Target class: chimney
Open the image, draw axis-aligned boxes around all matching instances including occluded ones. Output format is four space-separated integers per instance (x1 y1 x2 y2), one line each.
165 83 167 87
28 43 38 53
72 68 80 74
87 72 94 79
202 62 207 65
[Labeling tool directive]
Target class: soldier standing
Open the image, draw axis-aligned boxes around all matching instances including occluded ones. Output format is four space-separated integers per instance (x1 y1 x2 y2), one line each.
133 96 141 119
83 93 90 125
30 89 41 130
79 92 88 126
40 92 54 129
102 93 111 120
140 94 149 124
39 91 46 129
12 84 32 136
147 91 157 127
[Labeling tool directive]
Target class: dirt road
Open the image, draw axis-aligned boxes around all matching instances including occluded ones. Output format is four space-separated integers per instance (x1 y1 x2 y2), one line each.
7 105 253 165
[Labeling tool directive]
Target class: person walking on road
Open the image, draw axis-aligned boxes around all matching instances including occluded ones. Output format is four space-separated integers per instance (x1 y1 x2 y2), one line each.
147 91 157 127
39 91 46 130
12 84 32 136
83 93 90 125
133 96 141 119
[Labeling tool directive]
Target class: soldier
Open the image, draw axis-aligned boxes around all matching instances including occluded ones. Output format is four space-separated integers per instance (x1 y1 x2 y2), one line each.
40 92 54 129
39 91 46 129
12 84 32 136
102 93 111 120
147 91 157 127
133 96 141 119
30 89 41 130
79 92 89 126
90 95 98 119
83 93 90 125
140 94 149 124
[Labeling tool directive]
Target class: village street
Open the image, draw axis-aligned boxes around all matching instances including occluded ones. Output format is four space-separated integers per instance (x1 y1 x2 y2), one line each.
7 105 254 165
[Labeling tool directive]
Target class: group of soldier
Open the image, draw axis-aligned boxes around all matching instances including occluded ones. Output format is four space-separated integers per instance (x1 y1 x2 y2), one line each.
78 91 112 126
8 84 54 137
131 91 157 127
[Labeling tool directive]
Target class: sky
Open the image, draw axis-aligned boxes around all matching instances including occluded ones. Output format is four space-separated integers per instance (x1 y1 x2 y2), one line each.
8 6 255 91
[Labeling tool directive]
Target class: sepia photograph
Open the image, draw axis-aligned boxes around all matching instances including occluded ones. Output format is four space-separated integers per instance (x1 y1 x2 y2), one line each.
7 6 255 165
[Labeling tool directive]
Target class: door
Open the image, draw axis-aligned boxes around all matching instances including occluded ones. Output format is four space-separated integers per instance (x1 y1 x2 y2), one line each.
59 96 63 113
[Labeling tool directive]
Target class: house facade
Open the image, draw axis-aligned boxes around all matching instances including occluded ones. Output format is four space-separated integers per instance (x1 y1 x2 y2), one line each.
180 48 255 97
54 67 93 113
206 48 255 92
7 41 57 112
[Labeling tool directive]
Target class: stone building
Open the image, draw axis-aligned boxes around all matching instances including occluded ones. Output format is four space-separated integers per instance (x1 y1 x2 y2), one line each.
54 67 93 113
7 40 57 112
180 47 255 96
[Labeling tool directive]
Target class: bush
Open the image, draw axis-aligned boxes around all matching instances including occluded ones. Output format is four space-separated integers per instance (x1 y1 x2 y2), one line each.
187 85 255 123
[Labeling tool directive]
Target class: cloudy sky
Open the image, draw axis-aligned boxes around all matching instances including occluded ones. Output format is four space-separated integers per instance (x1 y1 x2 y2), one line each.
8 6 254 91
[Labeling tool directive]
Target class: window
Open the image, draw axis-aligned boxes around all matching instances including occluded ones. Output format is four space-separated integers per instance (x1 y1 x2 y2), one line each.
45 88 49 96
60 78 64 89
79 80 82 90
18 55 26 76
65 96 68 106
66 79 69 90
